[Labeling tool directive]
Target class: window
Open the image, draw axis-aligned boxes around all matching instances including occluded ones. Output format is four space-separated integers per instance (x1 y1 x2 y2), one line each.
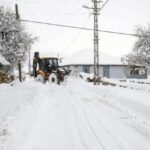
83 66 90 73
103 66 110 78
53 59 58 66
139 69 146 75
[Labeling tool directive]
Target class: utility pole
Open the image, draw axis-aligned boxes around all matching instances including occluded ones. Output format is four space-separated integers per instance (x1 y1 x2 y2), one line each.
83 1 101 85
15 4 22 82
93 0 100 85
16 3 31 75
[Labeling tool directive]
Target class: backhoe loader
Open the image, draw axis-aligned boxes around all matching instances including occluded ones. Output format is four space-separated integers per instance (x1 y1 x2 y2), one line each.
33 52 69 84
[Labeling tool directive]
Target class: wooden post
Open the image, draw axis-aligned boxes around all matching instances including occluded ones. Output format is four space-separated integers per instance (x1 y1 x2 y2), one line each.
29 49 31 75
18 62 22 82
15 4 22 82
15 4 20 20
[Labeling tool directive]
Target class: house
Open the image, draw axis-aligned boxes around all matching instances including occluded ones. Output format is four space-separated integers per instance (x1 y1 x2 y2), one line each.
61 48 129 79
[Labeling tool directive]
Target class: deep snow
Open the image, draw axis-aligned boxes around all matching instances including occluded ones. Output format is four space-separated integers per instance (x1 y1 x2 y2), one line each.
0 77 150 150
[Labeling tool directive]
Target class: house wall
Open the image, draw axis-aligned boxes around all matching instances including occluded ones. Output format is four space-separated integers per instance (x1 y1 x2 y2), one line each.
65 65 127 79
109 66 126 78
89 66 103 76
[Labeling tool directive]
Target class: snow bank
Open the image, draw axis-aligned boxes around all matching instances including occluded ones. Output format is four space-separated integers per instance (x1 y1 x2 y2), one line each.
78 72 94 80
103 78 150 92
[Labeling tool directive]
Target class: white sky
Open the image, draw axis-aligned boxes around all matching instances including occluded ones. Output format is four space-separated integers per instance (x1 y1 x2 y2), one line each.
0 0 150 57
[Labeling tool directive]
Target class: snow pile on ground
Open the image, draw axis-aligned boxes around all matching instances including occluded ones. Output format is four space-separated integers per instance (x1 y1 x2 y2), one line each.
0 76 150 150
78 72 94 80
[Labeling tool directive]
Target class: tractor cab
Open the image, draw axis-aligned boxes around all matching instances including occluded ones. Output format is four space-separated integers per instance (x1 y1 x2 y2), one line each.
39 57 59 72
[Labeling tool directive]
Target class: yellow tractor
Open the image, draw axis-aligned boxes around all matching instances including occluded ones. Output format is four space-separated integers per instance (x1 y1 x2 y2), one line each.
33 52 68 84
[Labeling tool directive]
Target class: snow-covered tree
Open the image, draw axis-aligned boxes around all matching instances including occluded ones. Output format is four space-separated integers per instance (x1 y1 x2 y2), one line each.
0 7 37 68
122 25 150 66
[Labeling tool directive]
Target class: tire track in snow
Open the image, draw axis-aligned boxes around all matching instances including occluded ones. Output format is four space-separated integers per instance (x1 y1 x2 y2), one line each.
86 98 150 150
69 81 150 150
66 97 92 150
71 101 106 150
77 81 150 140
60 92 74 150
82 99 127 150
67 85 124 150
66 81 150 150
87 89 150 141
61 86 100 150
72 96 125 150
62 94 88 150
18 87 63 150
67 87 106 150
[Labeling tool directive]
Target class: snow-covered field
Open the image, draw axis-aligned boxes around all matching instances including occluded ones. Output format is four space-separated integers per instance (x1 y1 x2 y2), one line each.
0 77 150 150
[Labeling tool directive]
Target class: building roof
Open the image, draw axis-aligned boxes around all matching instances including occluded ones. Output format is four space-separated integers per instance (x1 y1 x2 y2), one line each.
0 54 10 65
61 48 123 66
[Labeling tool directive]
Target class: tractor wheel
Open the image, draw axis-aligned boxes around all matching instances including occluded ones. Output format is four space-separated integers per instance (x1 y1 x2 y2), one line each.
48 73 60 84
36 74 45 83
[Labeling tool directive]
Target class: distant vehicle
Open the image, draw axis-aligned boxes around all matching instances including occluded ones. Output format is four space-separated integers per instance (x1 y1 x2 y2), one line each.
129 65 147 79
33 52 71 84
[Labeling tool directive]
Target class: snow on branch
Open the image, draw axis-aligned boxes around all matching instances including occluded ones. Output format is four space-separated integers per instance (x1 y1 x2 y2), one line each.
122 25 150 66
0 7 37 68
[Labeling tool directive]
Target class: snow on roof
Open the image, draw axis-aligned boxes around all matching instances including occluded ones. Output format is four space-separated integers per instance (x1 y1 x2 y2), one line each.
40 52 58 58
61 48 123 66
0 54 10 65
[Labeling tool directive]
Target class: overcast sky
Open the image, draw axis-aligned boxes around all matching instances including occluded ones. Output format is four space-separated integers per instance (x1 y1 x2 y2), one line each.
0 0 150 57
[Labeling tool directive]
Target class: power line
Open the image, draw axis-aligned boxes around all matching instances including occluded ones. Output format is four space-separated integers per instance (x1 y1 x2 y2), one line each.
21 19 139 37
23 12 87 16
20 1 84 4
62 15 91 53
21 0 85 3
100 0 110 11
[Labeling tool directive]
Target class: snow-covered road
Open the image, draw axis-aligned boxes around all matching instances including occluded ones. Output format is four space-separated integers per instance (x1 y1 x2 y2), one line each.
0 77 150 150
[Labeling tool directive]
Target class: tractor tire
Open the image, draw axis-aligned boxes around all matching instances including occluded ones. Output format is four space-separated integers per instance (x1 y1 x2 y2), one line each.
36 74 46 83
48 73 60 84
